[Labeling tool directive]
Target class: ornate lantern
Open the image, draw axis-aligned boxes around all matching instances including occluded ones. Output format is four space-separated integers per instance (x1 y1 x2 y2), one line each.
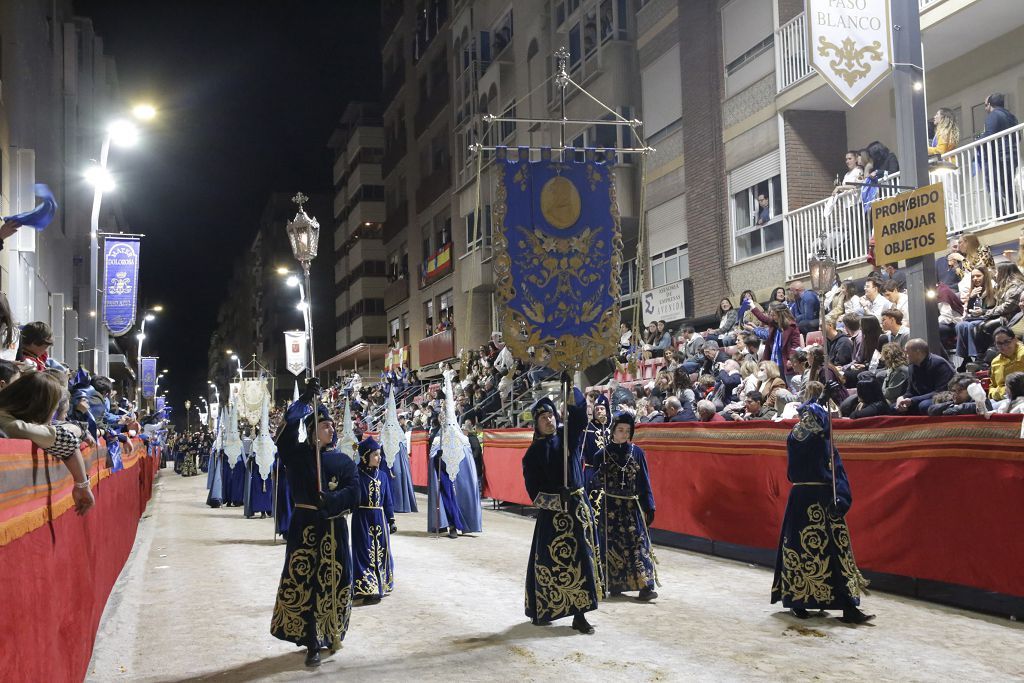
808 233 837 295
285 192 320 264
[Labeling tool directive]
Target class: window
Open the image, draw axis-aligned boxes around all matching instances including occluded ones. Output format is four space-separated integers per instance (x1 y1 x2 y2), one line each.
640 45 682 136
439 290 454 324
583 8 597 58
424 300 434 336
600 0 613 42
466 204 492 250
569 23 581 69
721 0 774 96
389 317 401 344
555 1 566 26
650 246 689 287
492 10 514 55
732 175 783 261
401 312 410 346
500 101 516 141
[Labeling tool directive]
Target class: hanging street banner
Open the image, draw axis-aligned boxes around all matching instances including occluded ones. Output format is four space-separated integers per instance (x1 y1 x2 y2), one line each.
493 147 622 371
872 182 947 262
140 356 159 399
284 330 308 376
641 280 687 327
102 236 141 336
807 0 892 107
155 396 166 413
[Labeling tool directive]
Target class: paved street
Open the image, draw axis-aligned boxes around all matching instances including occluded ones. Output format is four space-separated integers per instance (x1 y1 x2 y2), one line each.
88 471 1023 682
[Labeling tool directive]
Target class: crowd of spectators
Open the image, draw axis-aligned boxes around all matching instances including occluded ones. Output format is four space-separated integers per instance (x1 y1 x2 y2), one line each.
0 320 170 517
597 229 1024 424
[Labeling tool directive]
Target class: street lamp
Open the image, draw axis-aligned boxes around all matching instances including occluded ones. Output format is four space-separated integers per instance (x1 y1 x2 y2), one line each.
284 191 322 487
808 234 838 357
136 309 159 412
88 104 157 376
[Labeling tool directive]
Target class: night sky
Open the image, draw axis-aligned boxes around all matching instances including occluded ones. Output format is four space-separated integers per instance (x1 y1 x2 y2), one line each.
74 0 381 411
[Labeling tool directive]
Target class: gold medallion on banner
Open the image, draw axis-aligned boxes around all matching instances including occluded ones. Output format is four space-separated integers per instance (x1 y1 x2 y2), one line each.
540 176 581 229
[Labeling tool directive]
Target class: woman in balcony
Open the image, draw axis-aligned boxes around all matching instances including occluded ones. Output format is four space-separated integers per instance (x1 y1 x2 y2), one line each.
928 108 961 156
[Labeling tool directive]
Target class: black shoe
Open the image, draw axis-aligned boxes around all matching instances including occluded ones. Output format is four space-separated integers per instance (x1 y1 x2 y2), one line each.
638 588 658 601
790 608 811 619
447 526 458 539
532 617 552 626
609 590 622 597
363 595 382 605
304 647 321 667
839 607 876 624
571 613 595 634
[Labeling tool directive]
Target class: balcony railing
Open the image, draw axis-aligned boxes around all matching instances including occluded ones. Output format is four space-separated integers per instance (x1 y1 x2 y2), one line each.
382 200 408 244
783 121 1024 279
415 160 452 211
384 277 409 309
774 13 812 93
418 328 456 366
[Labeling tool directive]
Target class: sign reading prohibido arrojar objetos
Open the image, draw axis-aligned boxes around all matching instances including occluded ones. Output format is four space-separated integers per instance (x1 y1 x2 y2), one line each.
102 236 141 337
493 147 622 371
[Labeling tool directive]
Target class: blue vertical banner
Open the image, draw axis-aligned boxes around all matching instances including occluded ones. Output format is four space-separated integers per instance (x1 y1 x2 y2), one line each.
493 147 623 371
102 236 141 337
141 356 158 399
155 396 166 413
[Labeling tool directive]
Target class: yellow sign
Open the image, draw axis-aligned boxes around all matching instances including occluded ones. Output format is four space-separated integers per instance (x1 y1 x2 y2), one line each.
871 182 947 262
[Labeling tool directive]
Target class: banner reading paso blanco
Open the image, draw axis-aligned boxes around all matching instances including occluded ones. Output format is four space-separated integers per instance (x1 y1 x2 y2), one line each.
872 182 947 262
807 0 892 107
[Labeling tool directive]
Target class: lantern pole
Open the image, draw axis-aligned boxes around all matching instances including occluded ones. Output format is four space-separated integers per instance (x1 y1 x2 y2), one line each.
286 192 323 493
808 232 838 508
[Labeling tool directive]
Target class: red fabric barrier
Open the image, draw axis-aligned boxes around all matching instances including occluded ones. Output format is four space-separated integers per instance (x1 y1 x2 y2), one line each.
410 432 429 487
483 416 1024 598
0 441 157 682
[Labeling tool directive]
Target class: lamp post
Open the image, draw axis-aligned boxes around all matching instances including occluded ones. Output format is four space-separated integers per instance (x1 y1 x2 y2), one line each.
282 271 311 378
808 234 838 358
807 233 838 508
87 106 156 376
185 399 191 433
136 310 159 412
284 191 322 487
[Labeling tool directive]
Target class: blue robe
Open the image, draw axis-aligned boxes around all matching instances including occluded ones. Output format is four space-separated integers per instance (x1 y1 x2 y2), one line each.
386 441 418 513
206 451 225 508
426 440 482 533
351 466 395 598
580 420 610 500
271 413 360 650
522 388 602 623
274 458 292 537
593 442 656 594
228 452 247 506
771 418 868 611
245 458 274 516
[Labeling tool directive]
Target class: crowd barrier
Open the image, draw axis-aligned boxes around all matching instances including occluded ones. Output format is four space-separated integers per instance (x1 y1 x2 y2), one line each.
0 439 159 682
462 416 1023 614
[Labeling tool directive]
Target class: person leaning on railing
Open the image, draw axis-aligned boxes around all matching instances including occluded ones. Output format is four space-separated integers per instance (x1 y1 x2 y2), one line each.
0 372 95 515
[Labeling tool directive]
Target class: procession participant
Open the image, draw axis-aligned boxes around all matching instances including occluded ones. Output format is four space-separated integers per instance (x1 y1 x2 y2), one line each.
427 371 483 536
380 386 417 513
771 401 873 624
352 436 396 605
522 385 602 634
580 393 611 501
595 410 658 601
271 385 360 668
227 435 247 506
244 434 274 519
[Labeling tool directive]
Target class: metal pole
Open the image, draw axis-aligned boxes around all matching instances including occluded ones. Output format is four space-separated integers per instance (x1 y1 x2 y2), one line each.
89 135 111 374
891 1 941 351
302 262 322 493
554 48 569 153
561 375 569 507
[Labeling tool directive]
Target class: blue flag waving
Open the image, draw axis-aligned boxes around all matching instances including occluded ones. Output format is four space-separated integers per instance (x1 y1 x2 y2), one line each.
3 184 57 230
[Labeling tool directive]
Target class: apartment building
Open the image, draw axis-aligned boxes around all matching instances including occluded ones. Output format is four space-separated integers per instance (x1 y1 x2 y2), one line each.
637 0 1024 320
0 3 127 366
318 103 389 376
378 0 643 379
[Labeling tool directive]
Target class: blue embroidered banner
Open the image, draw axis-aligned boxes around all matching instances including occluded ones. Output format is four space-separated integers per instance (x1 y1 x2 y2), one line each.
494 148 622 371
141 357 158 399
102 237 141 337
156 396 166 413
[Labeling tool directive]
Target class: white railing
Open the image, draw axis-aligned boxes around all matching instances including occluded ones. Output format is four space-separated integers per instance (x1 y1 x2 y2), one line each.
783 121 1024 279
775 13 812 93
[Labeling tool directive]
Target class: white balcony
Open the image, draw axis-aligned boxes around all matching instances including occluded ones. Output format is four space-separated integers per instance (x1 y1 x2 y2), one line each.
774 13 812 94
784 121 1024 279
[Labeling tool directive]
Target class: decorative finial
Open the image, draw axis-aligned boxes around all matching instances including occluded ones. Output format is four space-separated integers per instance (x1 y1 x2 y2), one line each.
291 192 309 210
554 47 570 88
